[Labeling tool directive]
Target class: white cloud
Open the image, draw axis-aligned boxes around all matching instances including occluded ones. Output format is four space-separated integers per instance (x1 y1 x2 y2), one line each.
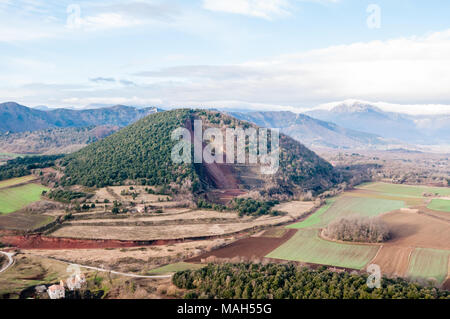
202 0 291 19
130 28 450 114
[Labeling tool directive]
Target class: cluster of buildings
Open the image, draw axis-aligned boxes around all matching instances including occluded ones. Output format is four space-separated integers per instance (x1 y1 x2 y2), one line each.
38 273 86 299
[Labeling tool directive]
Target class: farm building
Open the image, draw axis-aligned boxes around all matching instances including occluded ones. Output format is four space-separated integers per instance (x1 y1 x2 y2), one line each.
66 274 86 291
47 281 65 299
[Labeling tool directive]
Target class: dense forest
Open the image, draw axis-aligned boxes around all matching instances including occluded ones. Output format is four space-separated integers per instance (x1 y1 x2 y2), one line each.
0 154 63 181
60 109 199 188
173 263 449 299
230 198 281 217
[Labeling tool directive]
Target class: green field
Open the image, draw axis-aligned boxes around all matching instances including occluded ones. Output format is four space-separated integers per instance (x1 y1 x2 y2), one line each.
406 248 450 284
288 196 405 229
266 229 379 269
357 182 450 197
287 199 335 229
147 262 205 274
0 175 36 189
0 183 48 214
427 199 450 213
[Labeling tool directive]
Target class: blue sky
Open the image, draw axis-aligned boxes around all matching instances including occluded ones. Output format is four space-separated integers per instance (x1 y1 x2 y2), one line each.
1 0 450 114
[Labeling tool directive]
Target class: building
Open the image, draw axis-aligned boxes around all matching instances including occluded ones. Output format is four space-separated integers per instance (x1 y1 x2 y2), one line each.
47 281 65 299
66 274 86 291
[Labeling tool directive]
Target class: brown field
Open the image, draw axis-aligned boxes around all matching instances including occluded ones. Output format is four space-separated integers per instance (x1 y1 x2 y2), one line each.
371 246 413 277
273 201 315 218
49 201 314 241
0 211 55 231
348 189 424 206
22 238 228 273
187 229 297 262
259 227 289 238
93 186 173 204
50 215 293 240
68 210 241 225
381 210 450 250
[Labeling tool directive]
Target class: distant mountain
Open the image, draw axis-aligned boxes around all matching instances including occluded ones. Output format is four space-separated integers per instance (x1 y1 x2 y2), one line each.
0 125 120 154
61 109 340 197
0 102 160 133
229 111 389 150
306 101 449 145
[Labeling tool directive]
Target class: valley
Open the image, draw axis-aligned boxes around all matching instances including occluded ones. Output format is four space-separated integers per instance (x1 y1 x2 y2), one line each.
0 107 448 300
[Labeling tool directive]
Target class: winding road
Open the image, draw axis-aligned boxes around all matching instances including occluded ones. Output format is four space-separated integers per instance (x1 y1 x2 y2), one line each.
25 252 172 279
0 251 15 274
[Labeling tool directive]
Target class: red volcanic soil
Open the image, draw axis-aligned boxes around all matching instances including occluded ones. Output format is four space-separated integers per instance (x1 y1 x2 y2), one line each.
187 229 297 262
0 235 184 250
185 118 241 190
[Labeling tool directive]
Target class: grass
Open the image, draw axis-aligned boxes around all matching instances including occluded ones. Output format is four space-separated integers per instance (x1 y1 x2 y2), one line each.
357 182 450 197
287 199 335 229
427 199 450 213
266 229 379 270
406 248 450 284
0 183 48 214
288 196 405 229
0 175 36 189
147 262 205 275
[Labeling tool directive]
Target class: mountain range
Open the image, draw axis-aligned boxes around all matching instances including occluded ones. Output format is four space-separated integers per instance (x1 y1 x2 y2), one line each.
0 102 159 133
229 111 389 150
305 101 450 145
1 101 448 151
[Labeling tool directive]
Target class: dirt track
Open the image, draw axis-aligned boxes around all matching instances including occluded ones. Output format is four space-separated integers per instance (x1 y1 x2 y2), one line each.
187 229 297 262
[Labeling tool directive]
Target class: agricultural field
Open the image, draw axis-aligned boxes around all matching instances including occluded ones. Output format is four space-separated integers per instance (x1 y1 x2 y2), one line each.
48 197 314 241
427 199 450 212
357 182 450 197
266 229 380 269
287 199 334 229
371 246 413 277
287 195 404 229
0 183 48 214
406 248 450 284
0 175 36 189
264 182 450 284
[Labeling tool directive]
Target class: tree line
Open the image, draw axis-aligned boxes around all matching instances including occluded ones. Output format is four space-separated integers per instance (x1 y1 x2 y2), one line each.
173 263 449 299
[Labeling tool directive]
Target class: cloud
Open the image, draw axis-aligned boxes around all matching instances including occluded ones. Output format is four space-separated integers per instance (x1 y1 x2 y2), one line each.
202 0 339 19
202 0 291 19
132 29 450 114
90 77 116 83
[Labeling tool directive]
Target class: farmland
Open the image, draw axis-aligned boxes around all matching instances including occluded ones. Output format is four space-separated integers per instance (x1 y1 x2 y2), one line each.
266 229 379 269
407 248 450 284
427 199 450 212
356 182 450 197
287 195 405 229
0 183 49 214
0 175 36 189
264 182 450 284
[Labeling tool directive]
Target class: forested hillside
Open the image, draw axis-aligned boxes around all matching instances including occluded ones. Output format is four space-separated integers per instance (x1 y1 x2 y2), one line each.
60 109 339 196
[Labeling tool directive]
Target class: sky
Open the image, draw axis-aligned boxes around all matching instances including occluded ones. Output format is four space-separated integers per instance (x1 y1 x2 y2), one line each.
1 0 450 114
